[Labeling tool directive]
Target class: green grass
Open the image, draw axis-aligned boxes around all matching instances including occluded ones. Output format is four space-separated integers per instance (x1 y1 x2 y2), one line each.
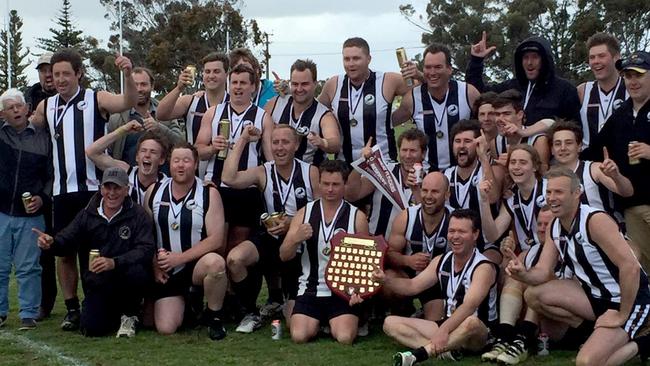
0 280 642 365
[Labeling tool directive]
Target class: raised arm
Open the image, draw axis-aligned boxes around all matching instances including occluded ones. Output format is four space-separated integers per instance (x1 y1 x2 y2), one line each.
593 147 634 197
261 111 274 161
156 69 195 120
221 125 265 189
96 56 138 115
85 120 140 172
391 89 414 127
478 179 511 242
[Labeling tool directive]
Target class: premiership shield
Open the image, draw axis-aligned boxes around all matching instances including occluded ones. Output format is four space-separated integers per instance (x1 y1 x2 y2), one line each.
325 231 388 301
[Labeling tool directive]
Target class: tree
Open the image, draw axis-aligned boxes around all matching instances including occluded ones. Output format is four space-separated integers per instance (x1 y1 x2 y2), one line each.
36 0 97 56
98 0 264 93
401 0 650 84
0 10 30 90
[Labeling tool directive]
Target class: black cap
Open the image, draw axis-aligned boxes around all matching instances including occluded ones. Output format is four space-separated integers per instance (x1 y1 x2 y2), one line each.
616 51 650 74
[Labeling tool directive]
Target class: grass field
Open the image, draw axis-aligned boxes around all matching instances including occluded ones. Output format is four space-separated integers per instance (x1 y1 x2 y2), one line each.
4 281 642 366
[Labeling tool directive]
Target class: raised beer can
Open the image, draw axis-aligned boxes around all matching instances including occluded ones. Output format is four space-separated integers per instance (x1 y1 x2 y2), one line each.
21 192 33 211
396 47 413 87
413 163 423 184
89 249 100 268
185 65 197 85
269 212 285 227
271 319 282 340
217 119 230 160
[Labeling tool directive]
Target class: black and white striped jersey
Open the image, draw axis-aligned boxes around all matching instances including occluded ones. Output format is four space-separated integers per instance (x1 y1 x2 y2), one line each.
184 92 229 145
436 249 498 322
262 159 314 216
404 204 452 259
411 80 471 171
271 95 331 165
126 166 167 205
550 204 649 303
297 199 359 297
332 71 395 163
45 88 106 196
149 177 210 273
204 102 266 186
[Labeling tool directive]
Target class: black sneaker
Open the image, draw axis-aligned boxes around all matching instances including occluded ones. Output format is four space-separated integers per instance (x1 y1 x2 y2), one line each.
19 318 37 331
207 316 226 340
61 309 80 331
0 315 6 327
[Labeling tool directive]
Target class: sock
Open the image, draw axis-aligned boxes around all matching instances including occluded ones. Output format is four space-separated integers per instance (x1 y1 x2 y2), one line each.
204 307 224 320
412 347 429 362
499 286 523 327
268 288 283 304
232 274 260 314
516 320 538 351
64 297 80 311
496 322 516 342
634 333 650 360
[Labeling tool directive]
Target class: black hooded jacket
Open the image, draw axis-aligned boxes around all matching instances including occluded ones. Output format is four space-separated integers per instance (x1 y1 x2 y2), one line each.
49 193 155 282
466 36 580 126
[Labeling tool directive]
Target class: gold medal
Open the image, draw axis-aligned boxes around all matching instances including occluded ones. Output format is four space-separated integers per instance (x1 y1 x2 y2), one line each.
322 245 331 256
171 222 180 231
350 118 358 127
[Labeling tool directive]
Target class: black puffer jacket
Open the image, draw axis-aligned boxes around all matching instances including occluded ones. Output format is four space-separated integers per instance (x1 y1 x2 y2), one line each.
49 193 155 279
466 36 580 126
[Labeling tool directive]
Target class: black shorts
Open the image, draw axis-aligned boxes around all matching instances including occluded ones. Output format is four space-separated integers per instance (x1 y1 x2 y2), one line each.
52 191 97 233
250 231 302 300
218 186 263 227
151 262 197 300
588 295 650 338
292 294 359 323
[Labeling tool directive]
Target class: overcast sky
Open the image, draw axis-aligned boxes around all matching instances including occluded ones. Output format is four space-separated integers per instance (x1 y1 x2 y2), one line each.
9 0 431 85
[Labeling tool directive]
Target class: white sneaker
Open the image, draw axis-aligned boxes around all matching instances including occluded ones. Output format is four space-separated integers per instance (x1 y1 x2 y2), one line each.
116 315 138 338
392 351 417 366
259 302 283 318
357 322 369 337
235 313 262 333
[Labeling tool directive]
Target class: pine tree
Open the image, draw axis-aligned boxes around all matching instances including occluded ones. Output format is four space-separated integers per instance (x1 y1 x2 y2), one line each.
36 0 89 55
0 10 30 90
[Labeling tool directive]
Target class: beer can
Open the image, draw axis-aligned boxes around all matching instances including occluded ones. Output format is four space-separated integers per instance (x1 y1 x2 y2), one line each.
413 163 423 184
261 213 274 229
185 65 197 86
157 248 168 259
217 119 230 160
396 47 413 87
269 212 285 224
271 319 282 340
629 141 641 165
537 332 549 356
21 192 33 211
89 249 100 267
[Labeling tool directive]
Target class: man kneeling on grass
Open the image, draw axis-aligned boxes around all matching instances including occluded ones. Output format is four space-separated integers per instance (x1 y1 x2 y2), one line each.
382 209 498 365
34 167 155 337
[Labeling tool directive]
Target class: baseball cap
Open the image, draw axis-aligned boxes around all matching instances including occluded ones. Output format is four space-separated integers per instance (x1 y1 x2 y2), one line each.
36 52 53 69
101 167 129 187
616 51 650 74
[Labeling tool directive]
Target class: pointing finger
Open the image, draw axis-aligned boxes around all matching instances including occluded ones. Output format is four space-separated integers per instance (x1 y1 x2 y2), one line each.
31 227 46 236
272 71 281 81
504 247 518 262
482 31 487 43
603 146 610 161
365 136 373 148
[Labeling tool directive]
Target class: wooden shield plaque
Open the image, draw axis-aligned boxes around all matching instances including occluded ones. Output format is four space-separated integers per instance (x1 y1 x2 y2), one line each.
325 231 388 301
